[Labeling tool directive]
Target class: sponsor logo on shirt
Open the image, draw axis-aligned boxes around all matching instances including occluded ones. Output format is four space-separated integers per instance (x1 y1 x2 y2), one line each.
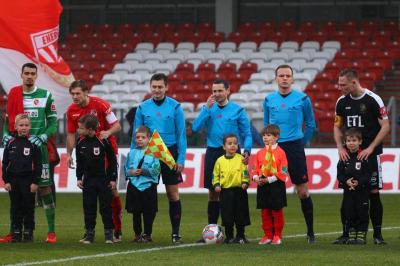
25 110 39 118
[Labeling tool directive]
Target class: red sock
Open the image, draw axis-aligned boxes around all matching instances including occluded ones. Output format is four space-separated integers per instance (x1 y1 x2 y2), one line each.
272 209 284 239
111 195 122 232
261 209 273 239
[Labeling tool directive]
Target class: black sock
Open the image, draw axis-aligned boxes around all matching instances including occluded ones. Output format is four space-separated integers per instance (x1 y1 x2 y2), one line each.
169 200 181 235
133 214 142 236
369 193 383 237
207 201 220 224
225 226 233 239
143 212 156 236
301 196 314 236
236 225 245 238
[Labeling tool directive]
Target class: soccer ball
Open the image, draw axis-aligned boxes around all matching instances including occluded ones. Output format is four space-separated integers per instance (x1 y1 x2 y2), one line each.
202 224 224 244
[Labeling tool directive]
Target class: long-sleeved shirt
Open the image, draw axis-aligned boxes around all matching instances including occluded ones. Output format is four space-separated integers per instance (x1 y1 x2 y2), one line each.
192 102 252 152
125 148 161 191
252 144 288 182
76 136 118 181
212 153 250 188
2 136 42 184
337 150 370 190
131 97 187 165
263 90 316 144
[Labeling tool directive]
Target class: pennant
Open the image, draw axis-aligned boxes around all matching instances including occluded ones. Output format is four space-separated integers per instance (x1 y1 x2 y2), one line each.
0 0 74 114
261 144 277 176
144 130 176 170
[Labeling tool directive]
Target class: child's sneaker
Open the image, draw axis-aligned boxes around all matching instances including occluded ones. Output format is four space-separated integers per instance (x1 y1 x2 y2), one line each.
113 231 122 243
233 236 250 244
258 236 272 245
23 230 33 242
105 229 114 244
223 237 234 244
0 233 13 243
141 234 153 242
132 234 142 243
271 236 282 245
82 230 95 244
171 234 182 244
46 232 57 243
11 231 22 243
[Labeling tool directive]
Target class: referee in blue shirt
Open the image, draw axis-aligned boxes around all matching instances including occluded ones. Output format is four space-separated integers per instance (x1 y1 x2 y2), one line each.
132 73 186 244
263 65 316 243
192 79 252 241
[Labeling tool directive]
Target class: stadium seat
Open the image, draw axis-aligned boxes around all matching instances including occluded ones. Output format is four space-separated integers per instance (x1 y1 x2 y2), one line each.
135 42 154 53
259 41 279 52
143 53 163 65
155 42 175 54
176 42 195 54
121 74 142 86
218 42 237 54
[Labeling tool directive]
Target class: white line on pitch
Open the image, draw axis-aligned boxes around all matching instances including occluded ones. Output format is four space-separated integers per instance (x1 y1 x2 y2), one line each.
5 226 400 266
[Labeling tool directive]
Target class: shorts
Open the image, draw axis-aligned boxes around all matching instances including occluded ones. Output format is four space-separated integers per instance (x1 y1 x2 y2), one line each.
278 139 308 185
368 153 383 190
204 147 226 189
38 144 53 187
160 145 183 185
125 182 158 214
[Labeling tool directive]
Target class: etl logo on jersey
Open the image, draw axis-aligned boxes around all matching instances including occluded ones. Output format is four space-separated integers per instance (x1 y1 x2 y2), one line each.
347 115 364 127
30 26 61 64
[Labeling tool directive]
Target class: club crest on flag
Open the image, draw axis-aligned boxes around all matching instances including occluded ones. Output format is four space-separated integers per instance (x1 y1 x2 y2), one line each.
144 130 176 170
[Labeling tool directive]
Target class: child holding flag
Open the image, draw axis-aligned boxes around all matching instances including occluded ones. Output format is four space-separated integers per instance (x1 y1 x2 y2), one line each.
213 134 250 244
252 125 288 245
125 126 161 242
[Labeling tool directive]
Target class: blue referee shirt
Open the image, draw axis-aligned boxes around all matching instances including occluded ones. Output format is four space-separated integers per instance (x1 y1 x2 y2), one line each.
131 97 187 165
192 101 252 152
263 90 316 144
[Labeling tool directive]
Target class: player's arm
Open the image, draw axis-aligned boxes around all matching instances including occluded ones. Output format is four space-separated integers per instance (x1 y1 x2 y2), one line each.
131 106 144 149
238 108 252 154
2 145 10 184
175 104 187 171
359 118 390 160
104 140 118 182
336 160 347 184
75 142 84 181
275 150 288 182
99 107 121 139
192 101 211 133
302 96 316 145
44 92 58 137
334 100 349 161
263 97 270 126
212 160 221 188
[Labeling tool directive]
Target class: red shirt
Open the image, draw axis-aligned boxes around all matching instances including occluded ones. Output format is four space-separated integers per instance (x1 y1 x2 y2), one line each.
67 96 119 153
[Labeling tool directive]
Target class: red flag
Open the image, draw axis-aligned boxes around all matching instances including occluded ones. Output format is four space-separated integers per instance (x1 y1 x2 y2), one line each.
0 0 74 114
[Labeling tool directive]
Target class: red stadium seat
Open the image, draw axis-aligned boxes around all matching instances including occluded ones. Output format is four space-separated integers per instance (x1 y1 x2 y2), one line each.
116 24 135 34
197 23 214 35
319 21 337 35
299 21 317 34
238 22 258 33
238 62 257 78
207 32 225 46
218 63 237 78
176 63 195 75
227 32 246 46
197 63 216 74
248 32 267 46
137 23 156 34
308 31 329 45
158 23 175 33
279 21 296 33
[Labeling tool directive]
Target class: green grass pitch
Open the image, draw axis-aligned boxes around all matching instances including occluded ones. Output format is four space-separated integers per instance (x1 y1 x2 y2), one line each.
0 193 399 265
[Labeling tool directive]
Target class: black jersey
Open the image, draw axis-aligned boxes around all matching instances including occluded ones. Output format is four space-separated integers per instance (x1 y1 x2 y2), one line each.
335 89 388 154
337 150 370 190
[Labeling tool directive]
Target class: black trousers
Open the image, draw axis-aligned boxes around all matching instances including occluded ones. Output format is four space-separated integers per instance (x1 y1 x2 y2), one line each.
343 188 369 232
220 187 250 227
9 178 35 232
82 178 113 231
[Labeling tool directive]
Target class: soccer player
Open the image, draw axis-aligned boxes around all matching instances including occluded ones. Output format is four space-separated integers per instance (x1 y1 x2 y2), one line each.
192 79 252 242
125 126 161 242
252 125 288 245
213 134 250 244
263 64 316 243
76 115 117 244
132 73 186 244
334 69 390 245
1 63 58 243
66 80 123 242
2 114 41 242
336 128 370 245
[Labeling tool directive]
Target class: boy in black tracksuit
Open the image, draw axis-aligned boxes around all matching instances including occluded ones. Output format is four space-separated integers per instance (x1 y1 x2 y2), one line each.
2 114 41 242
337 128 370 244
75 114 118 244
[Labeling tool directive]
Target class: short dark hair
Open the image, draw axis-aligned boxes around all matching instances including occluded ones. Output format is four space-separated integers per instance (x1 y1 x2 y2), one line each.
275 64 293 76
223 133 237 144
339 68 359 81
345 128 362 141
213 79 229 89
78 114 98 130
21 63 37 73
150 73 168 85
69 80 89 93
261 124 280 137
135 125 151 137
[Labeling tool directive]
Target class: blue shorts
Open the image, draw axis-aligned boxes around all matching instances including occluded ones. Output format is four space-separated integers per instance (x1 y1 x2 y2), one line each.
160 145 183 185
278 139 308 185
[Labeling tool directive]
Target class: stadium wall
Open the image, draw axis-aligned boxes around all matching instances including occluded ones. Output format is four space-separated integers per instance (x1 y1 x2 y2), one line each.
0 148 399 193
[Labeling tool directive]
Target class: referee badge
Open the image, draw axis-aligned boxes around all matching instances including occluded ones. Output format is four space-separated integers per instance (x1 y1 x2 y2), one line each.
23 148 30 156
355 162 361 170
93 147 100 155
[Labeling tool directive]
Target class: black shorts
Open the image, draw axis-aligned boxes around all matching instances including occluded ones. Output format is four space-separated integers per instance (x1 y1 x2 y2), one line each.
278 139 308 185
125 182 158 214
219 187 250 227
368 153 383 190
204 147 226 189
160 145 183 185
